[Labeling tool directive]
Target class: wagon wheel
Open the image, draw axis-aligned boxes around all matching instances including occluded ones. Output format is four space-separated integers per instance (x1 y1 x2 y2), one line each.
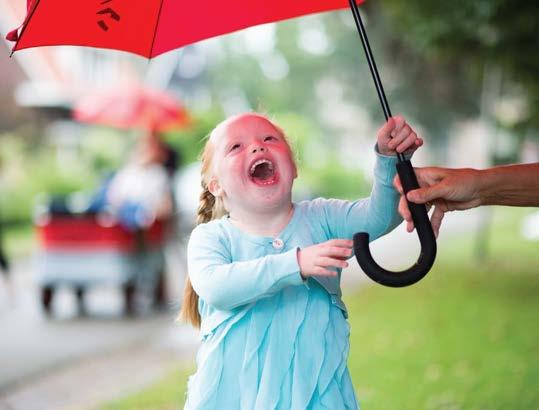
123 282 136 316
153 270 167 309
75 287 86 316
41 286 54 316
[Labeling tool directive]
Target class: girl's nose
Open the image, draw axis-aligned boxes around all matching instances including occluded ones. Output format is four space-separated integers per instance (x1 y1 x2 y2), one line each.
251 146 267 154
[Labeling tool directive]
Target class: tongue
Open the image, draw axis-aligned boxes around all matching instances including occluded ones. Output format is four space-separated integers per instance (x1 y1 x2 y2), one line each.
252 164 273 180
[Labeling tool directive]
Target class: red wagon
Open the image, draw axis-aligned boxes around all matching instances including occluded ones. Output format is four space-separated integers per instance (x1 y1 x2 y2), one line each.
34 213 168 316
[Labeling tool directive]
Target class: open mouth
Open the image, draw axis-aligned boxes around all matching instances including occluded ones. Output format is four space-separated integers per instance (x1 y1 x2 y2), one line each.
249 159 277 185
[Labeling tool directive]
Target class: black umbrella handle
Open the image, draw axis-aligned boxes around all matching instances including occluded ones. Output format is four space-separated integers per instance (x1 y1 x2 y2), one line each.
353 160 437 287
348 0 437 286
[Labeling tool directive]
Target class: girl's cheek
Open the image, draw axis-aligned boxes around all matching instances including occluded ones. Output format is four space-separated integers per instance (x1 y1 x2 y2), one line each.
229 162 244 177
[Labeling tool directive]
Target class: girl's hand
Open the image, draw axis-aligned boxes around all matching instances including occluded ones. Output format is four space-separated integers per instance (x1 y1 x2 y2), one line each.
297 239 353 278
377 115 423 156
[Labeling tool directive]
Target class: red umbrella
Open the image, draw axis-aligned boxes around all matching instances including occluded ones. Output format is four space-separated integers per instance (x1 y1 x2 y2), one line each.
7 0 437 286
7 1 362 58
73 85 189 131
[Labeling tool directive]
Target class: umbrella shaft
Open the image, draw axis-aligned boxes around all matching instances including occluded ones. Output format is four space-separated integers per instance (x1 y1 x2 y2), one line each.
348 1 405 163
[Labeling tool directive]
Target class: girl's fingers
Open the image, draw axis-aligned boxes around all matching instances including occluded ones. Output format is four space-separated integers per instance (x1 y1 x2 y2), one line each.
389 115 405 137
377 117 396 142
403 138 423 155
320 246 353 258
334 255 351 261
389 124 410 145
396 132 418 153
324 239 353 248
317 257 349 269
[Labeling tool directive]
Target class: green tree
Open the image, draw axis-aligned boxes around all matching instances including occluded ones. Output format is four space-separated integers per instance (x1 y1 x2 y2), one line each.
381 0 539 136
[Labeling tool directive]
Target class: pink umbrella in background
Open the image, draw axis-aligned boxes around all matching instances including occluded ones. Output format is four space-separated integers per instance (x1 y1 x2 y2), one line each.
73 85 190 132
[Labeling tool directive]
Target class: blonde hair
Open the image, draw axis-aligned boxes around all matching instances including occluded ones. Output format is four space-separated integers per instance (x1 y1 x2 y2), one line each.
179 112 294 328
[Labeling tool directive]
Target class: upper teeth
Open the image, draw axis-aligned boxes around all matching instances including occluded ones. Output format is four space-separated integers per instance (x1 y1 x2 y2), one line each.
250 159 273 175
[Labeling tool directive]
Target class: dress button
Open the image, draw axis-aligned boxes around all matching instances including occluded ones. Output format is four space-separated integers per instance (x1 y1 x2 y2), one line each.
272 238 284 249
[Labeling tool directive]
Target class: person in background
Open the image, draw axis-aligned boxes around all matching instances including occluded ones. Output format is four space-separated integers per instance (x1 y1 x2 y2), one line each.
106 131 174 229
393 163 539 237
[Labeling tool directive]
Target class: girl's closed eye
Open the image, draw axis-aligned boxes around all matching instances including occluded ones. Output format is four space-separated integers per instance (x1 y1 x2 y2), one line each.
264 135 277 142
229 143 241 152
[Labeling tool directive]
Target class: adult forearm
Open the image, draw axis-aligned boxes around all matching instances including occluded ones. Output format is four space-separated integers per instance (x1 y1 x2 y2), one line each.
479 163 539 207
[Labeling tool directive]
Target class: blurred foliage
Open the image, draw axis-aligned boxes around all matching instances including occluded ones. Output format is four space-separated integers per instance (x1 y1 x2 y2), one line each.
0 134 99 224
275 111 370 199
204 4 475 149
298 160 370 200
162 108 223 165
381 0 539 139
201 1 538 160
79 127 130 173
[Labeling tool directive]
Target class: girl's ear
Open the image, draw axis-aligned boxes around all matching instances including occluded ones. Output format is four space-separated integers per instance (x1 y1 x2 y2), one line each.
208 178 223 197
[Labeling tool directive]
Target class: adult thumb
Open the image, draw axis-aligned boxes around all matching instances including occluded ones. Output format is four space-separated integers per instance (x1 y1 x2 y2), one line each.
407 185 446 204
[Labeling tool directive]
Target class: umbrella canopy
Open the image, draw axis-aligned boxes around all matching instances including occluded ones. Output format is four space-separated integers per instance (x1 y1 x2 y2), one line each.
73 85 189 131
8 0 364 58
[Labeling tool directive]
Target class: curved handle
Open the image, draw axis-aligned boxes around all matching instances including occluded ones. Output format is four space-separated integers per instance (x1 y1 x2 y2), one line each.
353 160 437 287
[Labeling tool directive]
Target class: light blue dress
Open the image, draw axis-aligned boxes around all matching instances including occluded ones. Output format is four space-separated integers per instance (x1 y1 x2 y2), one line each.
185 150 403 409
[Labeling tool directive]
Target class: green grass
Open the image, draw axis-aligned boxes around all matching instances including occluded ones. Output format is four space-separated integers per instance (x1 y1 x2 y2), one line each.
102 366 194 410
347 212 539 409
103 208 539 409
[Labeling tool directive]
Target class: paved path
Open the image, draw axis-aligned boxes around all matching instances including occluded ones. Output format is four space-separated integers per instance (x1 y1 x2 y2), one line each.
0 326 198 410
0 240 198 409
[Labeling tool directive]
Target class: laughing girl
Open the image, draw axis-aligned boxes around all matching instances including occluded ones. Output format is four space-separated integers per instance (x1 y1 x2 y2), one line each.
181 112 422 409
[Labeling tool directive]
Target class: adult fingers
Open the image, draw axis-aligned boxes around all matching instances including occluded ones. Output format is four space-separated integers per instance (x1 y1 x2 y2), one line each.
430 206 445 238
394 165 431 194
407 183 451 204
398 194 412 222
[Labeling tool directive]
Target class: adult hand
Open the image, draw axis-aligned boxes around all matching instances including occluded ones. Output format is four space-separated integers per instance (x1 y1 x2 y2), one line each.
297 239 353 278
393 167 482 237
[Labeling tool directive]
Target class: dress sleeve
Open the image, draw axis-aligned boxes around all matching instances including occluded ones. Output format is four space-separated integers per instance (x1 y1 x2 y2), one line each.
187 224 304 311
319 146 409 242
